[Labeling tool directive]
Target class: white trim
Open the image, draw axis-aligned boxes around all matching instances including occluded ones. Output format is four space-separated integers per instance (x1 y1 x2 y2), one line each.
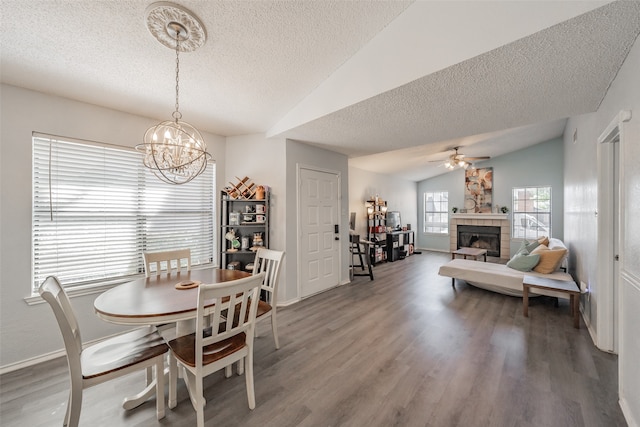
596 110 630 353
619 398 638 427
451 213 508 220
598 110 632 143
0 330 134 375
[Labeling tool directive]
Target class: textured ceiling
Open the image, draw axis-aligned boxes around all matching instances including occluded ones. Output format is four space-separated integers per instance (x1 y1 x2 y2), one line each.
2 1 639 181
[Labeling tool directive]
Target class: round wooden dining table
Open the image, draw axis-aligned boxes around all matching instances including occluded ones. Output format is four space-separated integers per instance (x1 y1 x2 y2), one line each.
93 267 251 411
94 267 250 327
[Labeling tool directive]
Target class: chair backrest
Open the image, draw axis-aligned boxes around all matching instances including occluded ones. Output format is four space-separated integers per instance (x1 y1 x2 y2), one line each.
194 272 265 369
143 249 191 277
252 248 285 305
38 276 83 382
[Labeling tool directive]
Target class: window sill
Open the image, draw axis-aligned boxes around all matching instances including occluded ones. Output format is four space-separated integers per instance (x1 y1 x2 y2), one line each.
24 276 143 306
24 264 219 306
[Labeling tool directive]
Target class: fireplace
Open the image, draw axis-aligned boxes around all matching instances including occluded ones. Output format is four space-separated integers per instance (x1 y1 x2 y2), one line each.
457 225 500 257
450 213 510 259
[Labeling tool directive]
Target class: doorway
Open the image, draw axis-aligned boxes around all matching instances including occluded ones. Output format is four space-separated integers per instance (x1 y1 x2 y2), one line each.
596 110 630 353
298 167 341 298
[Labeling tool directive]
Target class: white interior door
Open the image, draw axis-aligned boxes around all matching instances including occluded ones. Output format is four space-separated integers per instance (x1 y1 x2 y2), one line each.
299 167 340 298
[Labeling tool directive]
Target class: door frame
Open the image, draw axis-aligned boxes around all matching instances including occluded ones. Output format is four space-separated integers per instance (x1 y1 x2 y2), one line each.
596 110 630 353
296 164 343 299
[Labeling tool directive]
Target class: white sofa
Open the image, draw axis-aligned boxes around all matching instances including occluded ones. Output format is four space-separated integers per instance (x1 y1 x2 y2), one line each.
438 238 572 298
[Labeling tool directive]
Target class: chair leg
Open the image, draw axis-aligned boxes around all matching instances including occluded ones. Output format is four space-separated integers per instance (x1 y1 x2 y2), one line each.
146 366 153 386
168 354 177 409
245 354 256 410
65 386 82 427
194 371 205 427
154 357 165 420
225 364 233 378
237 358 245 376
271 312 280 349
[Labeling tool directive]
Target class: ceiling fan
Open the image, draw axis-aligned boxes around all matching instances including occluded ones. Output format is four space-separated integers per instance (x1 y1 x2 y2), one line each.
432 147 491 170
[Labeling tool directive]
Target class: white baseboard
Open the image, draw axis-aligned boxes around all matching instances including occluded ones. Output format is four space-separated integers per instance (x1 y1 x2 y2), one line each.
0 349 67 375
0 329 143 375
620 397 638 427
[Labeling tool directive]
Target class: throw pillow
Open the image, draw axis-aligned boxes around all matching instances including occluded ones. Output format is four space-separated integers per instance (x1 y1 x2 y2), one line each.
531 244 567 273
517 239 540 254
537 236 550 247
507 253 541 272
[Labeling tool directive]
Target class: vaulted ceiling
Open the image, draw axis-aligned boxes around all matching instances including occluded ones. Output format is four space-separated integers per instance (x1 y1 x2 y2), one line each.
2 1 639 181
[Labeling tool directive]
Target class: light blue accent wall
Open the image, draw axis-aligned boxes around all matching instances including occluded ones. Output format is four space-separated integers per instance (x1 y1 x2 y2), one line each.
416 138 564 254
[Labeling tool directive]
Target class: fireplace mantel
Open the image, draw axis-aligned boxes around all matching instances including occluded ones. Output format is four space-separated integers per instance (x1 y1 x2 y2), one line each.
452 213 508 220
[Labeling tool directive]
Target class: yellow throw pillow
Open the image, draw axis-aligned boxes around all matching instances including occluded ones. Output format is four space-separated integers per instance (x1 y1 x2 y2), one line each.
531 244 566 273
537 236 549 247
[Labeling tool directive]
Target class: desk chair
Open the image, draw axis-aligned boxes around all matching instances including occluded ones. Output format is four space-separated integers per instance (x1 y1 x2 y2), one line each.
39 276 168 426
252 248 285 349
167 273 265 427
350 234 374 280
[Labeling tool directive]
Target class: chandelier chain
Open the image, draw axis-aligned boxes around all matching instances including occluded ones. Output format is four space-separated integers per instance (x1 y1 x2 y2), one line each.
173 32 182 121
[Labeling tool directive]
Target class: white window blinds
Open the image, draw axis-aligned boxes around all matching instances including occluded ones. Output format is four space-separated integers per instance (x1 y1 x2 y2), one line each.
32 134 215 292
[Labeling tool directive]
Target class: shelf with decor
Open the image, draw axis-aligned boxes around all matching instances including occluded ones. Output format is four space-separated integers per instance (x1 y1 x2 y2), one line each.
219 181 269 273
366 198 388 264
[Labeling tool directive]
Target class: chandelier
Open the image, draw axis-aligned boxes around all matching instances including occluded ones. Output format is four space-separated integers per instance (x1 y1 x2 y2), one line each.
136 2 212 185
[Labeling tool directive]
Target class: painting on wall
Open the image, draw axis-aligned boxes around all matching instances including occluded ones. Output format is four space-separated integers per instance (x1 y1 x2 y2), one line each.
464 167 493 213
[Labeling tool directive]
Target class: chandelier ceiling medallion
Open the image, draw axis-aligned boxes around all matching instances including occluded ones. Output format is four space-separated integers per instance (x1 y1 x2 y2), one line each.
136 2 211 185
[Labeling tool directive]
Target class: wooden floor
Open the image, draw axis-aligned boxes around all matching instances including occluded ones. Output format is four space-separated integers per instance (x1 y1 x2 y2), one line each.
0 252 627 426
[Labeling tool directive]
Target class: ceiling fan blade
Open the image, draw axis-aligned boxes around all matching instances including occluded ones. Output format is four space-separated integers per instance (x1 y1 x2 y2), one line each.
463 156 491 160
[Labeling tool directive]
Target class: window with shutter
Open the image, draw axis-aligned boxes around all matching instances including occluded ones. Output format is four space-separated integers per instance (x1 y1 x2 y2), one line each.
31 134 215 293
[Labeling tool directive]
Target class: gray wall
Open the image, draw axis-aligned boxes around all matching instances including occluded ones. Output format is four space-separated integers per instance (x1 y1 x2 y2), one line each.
285 139 350 300
416 138 565 255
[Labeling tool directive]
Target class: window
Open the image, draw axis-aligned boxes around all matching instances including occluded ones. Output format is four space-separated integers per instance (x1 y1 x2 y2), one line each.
423 191 449 233
32 134 215 293
512 186 551 240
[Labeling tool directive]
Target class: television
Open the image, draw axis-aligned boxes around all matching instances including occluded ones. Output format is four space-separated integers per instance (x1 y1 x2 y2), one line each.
387 211 401 230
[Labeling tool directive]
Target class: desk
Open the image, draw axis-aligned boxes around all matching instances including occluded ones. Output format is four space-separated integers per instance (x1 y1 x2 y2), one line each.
94 267 250 409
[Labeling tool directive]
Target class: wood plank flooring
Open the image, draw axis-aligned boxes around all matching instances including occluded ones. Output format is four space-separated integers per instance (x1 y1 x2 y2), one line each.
0 251 626 426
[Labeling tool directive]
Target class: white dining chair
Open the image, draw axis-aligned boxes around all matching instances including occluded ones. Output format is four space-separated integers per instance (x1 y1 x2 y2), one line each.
252 248 285 349
39 276 168 426
143 248 191 277
167 272 265 427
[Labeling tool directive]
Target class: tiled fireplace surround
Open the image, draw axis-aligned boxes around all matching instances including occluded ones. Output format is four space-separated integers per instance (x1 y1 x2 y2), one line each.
450 213 510 259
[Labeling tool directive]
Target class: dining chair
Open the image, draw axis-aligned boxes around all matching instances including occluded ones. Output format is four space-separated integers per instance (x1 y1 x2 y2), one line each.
143 248 191 277
252 248 285 349
167 272 265 427
39 276 168 426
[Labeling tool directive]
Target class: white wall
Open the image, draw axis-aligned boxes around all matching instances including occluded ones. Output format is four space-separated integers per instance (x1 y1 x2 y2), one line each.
0 84 227 369
224 133 287 298
564 36 640 425
348 166 417 238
